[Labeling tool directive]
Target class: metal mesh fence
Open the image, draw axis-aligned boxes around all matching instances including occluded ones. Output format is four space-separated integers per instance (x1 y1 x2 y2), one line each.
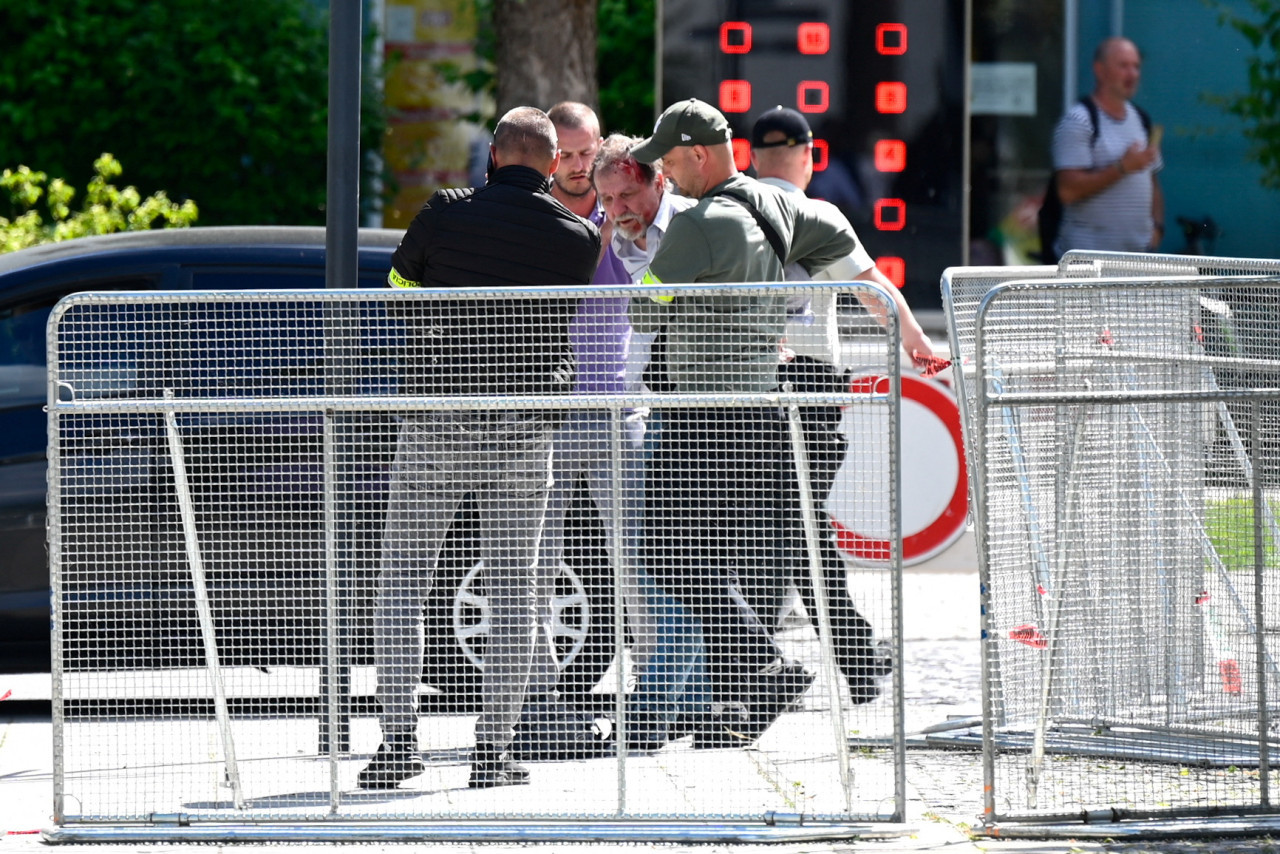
47 284 904 837
947 268 1280 831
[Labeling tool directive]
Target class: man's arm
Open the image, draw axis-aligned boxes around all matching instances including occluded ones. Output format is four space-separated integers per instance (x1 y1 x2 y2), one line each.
786 197 856 276
853 266 935 359
1056 141 1158 206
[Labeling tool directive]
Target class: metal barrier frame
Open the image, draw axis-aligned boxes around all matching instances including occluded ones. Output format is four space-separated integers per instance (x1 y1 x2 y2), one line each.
966 273 1280 838
44 283 907 843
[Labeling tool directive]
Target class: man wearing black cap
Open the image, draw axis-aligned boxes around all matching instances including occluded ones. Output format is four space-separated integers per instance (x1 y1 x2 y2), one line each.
751 105 937 704
627 98 856 748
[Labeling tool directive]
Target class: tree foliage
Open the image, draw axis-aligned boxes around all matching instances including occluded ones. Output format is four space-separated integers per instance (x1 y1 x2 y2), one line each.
1 154 198 254
597 0 656 136
0 0 384 225
1208 0 1280 189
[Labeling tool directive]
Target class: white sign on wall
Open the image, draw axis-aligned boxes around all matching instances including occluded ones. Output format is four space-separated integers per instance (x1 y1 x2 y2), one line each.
971 62 1037 116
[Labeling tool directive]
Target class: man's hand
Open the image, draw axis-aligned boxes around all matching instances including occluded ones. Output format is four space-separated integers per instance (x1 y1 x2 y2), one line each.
1117 140 1158 176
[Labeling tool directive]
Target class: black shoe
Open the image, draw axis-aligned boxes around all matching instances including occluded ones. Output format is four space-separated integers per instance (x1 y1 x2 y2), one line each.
468 743 530 789
693 660 815 750
844 640 891 705
692 704 754 750
621 705 673 752
357 736 424 790
764 659 816 712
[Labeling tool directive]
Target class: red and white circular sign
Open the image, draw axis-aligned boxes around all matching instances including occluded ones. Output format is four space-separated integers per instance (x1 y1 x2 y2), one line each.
826 373 969 565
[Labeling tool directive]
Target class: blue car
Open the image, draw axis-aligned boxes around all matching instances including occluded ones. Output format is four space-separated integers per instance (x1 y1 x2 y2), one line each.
0 227 616 699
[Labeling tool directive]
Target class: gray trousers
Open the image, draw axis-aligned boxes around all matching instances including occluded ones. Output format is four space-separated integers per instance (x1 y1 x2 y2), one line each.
374 411 556 749
538 410 655 667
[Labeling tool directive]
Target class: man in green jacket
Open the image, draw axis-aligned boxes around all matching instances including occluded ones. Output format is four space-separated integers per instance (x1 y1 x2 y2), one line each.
628 99 855 749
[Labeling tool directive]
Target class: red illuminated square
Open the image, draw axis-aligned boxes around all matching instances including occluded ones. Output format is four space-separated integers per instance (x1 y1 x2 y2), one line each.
812 139 829 172
732 138 752 171
875 82 907 114
876 23 908 55
797 22 830 55
719 79 752 114
874 199 907 231
874 139 907 172
876 256 906 288
796 81 829 114
720 21 752 54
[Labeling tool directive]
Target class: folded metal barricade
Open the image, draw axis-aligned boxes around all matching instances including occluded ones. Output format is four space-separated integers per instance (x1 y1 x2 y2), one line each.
943 254 1280 839
44 282 906 843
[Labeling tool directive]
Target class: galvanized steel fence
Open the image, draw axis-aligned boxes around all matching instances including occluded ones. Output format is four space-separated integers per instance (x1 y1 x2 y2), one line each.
944 253 1280 839
45 283 906 843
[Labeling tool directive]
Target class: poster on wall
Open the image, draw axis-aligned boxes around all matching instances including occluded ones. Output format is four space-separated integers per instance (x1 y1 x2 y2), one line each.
382 1 494 228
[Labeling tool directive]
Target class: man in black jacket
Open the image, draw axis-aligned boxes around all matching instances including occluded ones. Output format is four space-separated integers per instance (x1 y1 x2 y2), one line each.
359 106 601 791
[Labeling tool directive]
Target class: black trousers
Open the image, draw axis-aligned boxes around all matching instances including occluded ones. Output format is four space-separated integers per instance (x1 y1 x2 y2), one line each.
785 402 881 691
645 407 788 705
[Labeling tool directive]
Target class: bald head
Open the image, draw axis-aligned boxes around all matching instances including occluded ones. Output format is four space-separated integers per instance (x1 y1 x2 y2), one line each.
1092 37 1142 103
492 106 560 174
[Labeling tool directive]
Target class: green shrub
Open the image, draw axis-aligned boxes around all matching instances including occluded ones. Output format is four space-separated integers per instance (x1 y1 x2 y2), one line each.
1 153 198 253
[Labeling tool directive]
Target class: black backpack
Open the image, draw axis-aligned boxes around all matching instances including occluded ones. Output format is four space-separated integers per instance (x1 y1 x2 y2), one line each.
1038 97 1151 263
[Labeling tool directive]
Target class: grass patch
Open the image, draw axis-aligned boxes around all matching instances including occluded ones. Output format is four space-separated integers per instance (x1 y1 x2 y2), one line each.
1204 495 1280 570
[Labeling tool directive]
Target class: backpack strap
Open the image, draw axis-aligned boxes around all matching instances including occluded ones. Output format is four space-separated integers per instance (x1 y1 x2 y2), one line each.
709 190 788 267
1080 95 1153 144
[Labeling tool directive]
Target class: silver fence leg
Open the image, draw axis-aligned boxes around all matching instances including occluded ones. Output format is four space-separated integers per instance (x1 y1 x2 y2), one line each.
1026 401 1090 809
321 410 342 810
1250 400 1271 808
611 404 629 815
163 396 244 810
784 397 853 808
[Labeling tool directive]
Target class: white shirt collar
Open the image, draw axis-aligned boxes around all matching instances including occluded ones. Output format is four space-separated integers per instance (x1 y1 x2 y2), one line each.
757 175 804 195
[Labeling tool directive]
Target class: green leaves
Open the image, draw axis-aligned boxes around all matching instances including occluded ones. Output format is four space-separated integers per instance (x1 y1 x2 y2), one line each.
0 153 198 253
0 0 383 225
1207 0 1280 189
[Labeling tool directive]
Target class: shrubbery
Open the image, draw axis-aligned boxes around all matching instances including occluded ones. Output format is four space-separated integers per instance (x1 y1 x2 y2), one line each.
1 154 197 253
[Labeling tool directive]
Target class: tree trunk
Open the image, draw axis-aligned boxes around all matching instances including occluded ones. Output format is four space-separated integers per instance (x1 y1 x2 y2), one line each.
493 0 598 116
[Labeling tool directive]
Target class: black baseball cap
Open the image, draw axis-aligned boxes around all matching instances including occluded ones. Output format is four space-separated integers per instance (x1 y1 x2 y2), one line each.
750 106 813 149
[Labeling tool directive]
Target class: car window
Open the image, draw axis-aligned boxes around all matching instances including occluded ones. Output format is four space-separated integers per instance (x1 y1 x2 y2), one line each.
0 300 52 406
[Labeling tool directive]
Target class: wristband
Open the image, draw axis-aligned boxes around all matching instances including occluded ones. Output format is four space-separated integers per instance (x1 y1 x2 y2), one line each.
1115 159 1128 176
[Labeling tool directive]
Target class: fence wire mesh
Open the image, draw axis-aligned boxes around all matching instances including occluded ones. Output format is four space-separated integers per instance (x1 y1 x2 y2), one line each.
47 285 904 835
945 264 1280 832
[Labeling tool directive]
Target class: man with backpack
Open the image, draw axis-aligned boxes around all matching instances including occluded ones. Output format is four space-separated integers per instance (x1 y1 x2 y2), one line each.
1044 37 1164 260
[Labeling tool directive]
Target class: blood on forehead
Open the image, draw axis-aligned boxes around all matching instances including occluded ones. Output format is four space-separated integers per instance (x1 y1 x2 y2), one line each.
613 158 648 185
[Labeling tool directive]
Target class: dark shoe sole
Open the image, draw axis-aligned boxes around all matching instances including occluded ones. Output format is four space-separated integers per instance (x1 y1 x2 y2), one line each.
356 760 425 790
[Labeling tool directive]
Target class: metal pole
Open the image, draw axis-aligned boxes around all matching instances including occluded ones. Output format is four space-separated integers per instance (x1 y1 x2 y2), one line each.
326 0 362 290
1064 0 1079 108
1252 400 1271 807
320 0 362 758
163 397 244 810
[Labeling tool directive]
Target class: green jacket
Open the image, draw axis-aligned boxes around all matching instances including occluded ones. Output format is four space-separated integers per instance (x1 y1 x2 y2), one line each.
629 173 855 393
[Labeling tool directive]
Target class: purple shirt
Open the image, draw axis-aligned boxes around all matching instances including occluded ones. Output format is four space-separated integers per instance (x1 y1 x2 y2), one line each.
569 209 635 394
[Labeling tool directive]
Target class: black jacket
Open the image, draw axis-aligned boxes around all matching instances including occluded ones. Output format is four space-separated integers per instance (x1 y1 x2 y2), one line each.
389 165 601 397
